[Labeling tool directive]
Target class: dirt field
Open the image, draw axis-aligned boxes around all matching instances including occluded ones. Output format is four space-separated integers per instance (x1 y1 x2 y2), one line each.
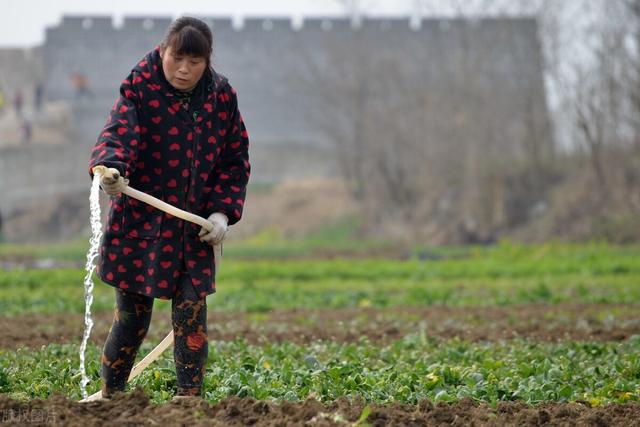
3 304 640 425
1 388 639 426
1 304 638 351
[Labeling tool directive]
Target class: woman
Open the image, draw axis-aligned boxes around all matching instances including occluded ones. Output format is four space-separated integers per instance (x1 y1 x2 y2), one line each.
88 16 250 399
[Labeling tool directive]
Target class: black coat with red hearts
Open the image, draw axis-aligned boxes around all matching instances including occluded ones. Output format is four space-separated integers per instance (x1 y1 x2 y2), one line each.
88 46 250 300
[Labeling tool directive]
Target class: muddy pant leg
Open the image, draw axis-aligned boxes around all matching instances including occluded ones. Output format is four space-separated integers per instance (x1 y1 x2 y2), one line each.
101 288 154 396
172 274 208 396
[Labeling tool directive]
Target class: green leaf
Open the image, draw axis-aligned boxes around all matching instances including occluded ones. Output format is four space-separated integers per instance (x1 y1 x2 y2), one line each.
353 404 372 426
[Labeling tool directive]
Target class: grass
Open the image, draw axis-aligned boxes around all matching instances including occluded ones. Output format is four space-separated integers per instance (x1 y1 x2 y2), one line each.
0 238 89 261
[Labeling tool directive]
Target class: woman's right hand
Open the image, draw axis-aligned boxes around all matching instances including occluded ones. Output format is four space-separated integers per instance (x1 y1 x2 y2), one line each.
100 167 129 196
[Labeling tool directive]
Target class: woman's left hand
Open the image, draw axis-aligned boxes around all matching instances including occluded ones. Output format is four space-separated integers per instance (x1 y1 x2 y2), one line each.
198 212 228 246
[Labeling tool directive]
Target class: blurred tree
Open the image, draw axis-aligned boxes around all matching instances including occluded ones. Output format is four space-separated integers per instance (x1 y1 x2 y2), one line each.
292 0 639 243
290 8 553 243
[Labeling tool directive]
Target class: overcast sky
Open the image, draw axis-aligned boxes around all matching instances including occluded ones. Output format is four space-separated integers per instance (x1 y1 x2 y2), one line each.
1 0 416 47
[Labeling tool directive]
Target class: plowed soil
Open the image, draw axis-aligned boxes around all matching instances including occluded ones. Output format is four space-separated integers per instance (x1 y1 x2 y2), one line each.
1 304 638 351
2 305 640 425
0 388 639 426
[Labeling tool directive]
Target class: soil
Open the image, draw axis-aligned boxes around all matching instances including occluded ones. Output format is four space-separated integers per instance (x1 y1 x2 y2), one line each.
1 304 638 351
0 388 639 426
2 304 639 425
229 178 360 240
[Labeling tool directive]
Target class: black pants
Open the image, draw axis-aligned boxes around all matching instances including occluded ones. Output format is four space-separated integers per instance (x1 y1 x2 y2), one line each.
100 273 208 397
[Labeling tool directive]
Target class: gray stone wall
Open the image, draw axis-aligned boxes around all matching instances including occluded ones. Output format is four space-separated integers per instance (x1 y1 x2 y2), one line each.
0 142 90 209
41 15 548 150
0 47 43 104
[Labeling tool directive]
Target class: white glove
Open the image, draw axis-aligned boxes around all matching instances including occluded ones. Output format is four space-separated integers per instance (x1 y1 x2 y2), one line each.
100 167 128 196
198 212 228 246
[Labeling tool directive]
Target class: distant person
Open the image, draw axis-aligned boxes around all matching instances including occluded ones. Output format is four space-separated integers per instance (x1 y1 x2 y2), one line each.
34 83 44 111
88 16 250 400
70 72 91 98
13 90 23 116
0 89 5 114
20 120 32 143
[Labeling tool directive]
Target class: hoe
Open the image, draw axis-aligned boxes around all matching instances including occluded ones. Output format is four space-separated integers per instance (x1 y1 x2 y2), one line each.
80 165 222 402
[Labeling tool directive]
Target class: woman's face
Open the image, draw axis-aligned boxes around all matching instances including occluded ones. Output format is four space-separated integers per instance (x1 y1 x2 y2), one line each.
161 45 207 92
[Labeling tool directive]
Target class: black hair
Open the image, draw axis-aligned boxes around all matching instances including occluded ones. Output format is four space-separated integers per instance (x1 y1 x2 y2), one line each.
160 17 213 66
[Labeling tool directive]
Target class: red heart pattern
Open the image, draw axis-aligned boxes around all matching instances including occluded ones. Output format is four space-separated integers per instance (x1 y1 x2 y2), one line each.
89 47 249 299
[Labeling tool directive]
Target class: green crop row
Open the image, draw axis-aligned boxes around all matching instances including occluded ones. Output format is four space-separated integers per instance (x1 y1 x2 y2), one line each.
2 336 639 406
1 268 639 316
1 243 639 315
0 268 639 316
1 234 639 265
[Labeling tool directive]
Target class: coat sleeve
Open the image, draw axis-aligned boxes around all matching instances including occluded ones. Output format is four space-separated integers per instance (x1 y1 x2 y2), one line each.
88 72 142 179
208 85 251 226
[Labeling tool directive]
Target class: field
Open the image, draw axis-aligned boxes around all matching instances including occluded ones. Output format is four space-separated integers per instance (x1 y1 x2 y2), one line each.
1 239 640 425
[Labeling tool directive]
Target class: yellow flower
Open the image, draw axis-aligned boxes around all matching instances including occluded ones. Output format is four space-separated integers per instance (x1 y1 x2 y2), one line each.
154 370 161 380
426 373 440 386
588 397 601 407
619 392 633 402
263 361 271 369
